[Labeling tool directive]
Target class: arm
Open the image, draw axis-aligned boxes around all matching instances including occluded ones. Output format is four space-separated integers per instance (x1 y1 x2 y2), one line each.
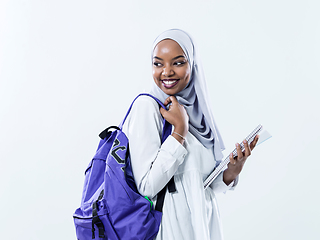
122 96 188 198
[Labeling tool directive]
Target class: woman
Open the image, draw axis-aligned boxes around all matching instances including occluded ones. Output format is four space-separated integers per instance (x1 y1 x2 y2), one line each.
122 29 258 240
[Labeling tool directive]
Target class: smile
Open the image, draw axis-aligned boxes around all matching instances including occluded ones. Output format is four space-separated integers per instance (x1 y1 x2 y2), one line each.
161 79 179 89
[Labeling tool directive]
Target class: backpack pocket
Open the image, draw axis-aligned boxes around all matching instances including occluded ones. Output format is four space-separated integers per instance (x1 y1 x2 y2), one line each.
74 200 120 240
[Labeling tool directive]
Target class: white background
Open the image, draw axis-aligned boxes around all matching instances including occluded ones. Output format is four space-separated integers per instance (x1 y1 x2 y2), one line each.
1 0 319 239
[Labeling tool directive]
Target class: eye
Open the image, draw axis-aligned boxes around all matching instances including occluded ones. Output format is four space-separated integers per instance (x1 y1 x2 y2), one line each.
174 61 186 66
153 62 162 67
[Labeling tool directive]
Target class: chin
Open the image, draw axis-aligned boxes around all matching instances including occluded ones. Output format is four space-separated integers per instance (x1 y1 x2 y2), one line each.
161 88 178 96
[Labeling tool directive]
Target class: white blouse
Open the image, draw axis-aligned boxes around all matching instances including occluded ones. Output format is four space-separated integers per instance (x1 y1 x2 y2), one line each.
122 96 237 240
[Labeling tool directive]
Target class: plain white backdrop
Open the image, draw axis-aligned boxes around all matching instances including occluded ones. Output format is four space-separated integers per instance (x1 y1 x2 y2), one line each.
1 0 319 239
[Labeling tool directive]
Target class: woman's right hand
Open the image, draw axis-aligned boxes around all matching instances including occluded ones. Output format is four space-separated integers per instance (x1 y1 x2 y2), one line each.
159 96 189 143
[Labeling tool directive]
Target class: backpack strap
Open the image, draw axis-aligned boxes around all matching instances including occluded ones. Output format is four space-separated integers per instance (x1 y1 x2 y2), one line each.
118 93 172 143
119 93 176 212
155 177 176 212
91 190 105 239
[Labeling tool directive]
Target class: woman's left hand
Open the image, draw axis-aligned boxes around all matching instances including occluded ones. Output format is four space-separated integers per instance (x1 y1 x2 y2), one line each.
223 135 259 185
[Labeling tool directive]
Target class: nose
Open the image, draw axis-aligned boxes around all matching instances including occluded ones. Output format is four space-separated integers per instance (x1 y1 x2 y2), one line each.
162 66 174 77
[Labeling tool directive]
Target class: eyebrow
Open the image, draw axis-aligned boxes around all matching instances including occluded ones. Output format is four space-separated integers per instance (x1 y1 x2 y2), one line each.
153 55 186 61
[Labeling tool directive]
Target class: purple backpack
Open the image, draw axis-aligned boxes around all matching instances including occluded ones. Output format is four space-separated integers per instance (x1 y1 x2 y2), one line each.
73 94 174 240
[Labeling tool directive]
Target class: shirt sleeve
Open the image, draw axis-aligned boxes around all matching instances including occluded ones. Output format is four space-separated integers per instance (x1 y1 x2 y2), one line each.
122 96 188 199
209 171 239 194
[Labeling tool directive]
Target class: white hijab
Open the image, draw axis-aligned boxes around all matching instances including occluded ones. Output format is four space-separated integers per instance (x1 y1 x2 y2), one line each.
150 29 225 161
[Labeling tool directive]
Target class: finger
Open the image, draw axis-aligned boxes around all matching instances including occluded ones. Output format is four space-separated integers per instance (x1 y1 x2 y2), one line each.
168 95 178 105
163 96 173 106
243 139 251 157
236 143 243 159
250 135 259 150
229 153 236 165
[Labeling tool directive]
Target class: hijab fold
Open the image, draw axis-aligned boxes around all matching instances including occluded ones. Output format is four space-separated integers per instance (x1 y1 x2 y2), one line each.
150 29 225 161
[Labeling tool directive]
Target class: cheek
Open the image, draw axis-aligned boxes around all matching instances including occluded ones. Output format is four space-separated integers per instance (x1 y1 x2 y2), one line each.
152 68 161 80
180 67 191 81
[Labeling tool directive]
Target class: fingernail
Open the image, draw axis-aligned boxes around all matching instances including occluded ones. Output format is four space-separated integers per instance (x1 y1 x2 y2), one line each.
243 140 247 144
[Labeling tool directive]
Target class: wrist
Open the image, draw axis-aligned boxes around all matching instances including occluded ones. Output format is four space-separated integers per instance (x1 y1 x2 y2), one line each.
172 132 185 145
172 132 186 140
223 169 238 185
173 126 188 138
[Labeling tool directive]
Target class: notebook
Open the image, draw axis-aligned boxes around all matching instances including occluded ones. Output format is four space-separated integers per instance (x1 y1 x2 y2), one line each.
203 124 271 189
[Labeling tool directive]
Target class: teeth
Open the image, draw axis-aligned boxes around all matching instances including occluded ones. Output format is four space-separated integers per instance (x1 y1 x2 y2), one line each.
163 80 177 85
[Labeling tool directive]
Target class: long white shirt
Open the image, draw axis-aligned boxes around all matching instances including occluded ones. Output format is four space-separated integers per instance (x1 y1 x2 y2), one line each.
122 96 237 240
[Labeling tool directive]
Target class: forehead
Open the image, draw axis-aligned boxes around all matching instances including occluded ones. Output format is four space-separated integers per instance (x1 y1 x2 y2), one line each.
153 39 186 57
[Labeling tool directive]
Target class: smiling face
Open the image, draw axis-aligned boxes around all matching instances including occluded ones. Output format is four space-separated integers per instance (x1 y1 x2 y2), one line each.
152 39 191 96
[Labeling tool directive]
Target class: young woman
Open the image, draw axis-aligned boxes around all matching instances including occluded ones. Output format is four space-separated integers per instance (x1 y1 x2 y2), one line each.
122 29 258 240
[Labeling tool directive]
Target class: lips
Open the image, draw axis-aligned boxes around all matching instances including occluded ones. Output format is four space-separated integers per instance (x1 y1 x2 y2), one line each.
161 79 179 89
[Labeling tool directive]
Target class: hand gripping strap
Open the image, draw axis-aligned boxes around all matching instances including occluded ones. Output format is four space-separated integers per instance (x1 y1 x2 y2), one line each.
118 93 171 144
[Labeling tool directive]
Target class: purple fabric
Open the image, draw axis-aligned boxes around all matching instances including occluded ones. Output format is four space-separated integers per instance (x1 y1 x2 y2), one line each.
73 94 172 240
